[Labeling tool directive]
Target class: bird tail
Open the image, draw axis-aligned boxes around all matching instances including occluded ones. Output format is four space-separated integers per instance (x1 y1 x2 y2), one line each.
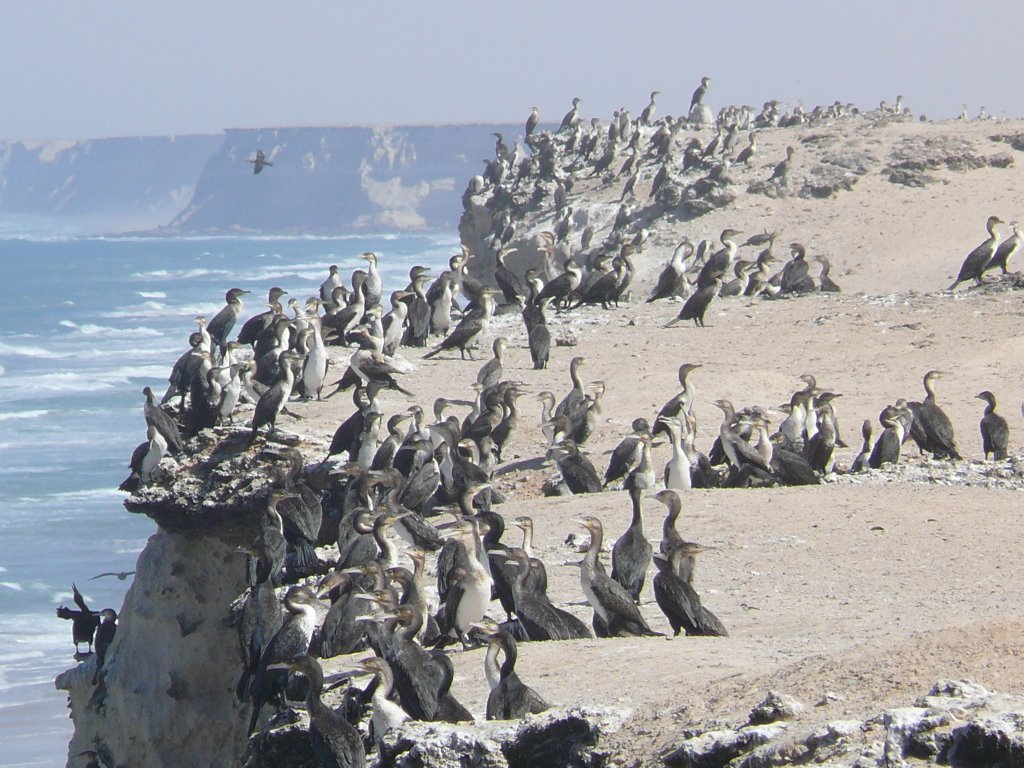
422 347 441 360
947 279 960 291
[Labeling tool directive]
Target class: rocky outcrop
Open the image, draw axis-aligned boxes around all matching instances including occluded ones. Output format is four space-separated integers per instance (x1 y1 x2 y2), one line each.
56 431 319 768
658 681 1024 768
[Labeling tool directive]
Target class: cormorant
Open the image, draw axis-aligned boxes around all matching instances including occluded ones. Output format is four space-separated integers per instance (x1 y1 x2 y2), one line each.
472 618 551 720
525 106 540 138
356 656 410 749
734 132 757 165
476 337 508 389
652 547 727 637
690 76 710 111
494 247 525 304
611 488 653 604
577 516 659 636
816 255 841 292
668 276 723 327
238 287 288 348
205 288 250 358
868 408 907 468
604 418 651 487
92 608 118 684
770 146 795 183
915 370 962 459
89 570 135 581
639 90 660 126
142 386 184 454
245 586 321 734
977 390 1009 460
984 220 1021 274
950 216 1003 290
423 289 496 360
281 655 366 768
850 419 873 472
653 363 701 438
551 440 602 494
249 350 300 443
559 97 582 131
118 423 167 493
780 243 817 293
248 149 273 174
56 583 100 656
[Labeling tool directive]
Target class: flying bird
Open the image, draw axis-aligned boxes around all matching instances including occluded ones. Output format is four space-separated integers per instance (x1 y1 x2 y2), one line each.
248 149 273 174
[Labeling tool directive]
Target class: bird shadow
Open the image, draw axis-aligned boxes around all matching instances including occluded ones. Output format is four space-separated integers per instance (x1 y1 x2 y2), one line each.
494 455 550 476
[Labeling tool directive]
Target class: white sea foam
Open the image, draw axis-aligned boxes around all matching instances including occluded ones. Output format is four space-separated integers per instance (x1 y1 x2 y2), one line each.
0 410 50 422
0 341 64 359
137 291 166 299
58 320 162 337
0 582 24 591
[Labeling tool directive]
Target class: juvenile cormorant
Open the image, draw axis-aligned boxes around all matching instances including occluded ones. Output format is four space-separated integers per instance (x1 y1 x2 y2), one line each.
282 655 366 768
977 390 1009 460
640 90 660 126
949 215 1002 290
850 419 873 472
56 583 100 655
476 337 508 389
246 586 321 734
423 289 496 360
472 618 551 720
868 409 906 468
653 363 701 437
915 370 961 459
611 488 653 604
816 255 841 292
361 251 383 310
249 350 300 443
552 440 602 494
577 516 659 636
985 220 1021 274
652 547 727 637
355 656 410 748
770 146 795 183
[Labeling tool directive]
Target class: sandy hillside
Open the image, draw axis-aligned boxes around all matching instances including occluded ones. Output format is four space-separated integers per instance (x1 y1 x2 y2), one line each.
277 115 1024 765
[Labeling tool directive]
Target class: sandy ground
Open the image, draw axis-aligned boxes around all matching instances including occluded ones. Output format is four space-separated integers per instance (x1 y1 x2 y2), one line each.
279 116 1024 764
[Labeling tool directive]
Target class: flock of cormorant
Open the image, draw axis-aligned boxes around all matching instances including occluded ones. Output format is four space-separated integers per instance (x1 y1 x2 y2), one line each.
60 85 1020 768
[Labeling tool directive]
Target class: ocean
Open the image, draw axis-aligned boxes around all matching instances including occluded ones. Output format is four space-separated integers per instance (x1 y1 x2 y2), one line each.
0 225 458 767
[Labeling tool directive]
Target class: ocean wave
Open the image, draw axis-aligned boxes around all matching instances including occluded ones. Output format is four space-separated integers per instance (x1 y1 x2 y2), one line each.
58 321 162 338
0 582 24 591
137 291 167 299
0 341 65 359
47 488 123 502
130 267 233 280
0 409 50 422
0 365 167 397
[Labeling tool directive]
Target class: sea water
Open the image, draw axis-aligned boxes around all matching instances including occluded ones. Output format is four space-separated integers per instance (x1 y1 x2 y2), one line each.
0 226 458 767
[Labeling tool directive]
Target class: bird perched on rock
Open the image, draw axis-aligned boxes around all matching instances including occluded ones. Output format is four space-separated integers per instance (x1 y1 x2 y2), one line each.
950 216 1002 290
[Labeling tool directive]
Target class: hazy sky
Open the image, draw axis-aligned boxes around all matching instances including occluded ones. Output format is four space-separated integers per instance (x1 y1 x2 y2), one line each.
3 1 1022 140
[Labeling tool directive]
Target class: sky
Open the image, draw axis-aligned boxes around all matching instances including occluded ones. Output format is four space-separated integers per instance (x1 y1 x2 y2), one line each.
2 1 1023 140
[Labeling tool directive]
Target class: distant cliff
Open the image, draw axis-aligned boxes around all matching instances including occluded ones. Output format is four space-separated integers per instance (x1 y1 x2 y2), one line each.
0 124 525 235
167 124 521 234
0 135 222 231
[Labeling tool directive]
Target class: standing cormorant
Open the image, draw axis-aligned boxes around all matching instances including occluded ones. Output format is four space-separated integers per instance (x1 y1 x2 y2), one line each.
770 146 795 183
915 370 962 459
639 90 660 126
604 418 651 487
281 655 366 768
118 423 167 493
610 488 653 604
647 239 693 303
652 363 701 437
949 216 1003 290
652 547 727 637
668 276 723 327
551 440 602 494
355 656 409 749
472 618 551 720
56 583 100 656
249 351 300 443
977 390 1009 460
423 289 496 360
577 516 659 636
91 608 118 684
142 386 184 454
690 76 710 111
984 220 1021 275
559 97 582 131
868 409 906 468
850 419 873 472
525 106 540 138
205 288 250 358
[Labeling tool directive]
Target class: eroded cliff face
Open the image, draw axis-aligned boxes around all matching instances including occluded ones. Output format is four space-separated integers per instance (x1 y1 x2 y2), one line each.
58 529 250 767
56 434 298 768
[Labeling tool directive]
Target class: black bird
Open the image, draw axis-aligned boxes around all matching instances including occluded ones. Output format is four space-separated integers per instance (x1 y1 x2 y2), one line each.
279 655 366 768
950 215 1003 290
142 386 184 454
205 288 250 357
249 351 300 444
668 276 723 327
472 618 551 720
610 487 653 603
652 547 727 637
977 390 1009 460
690 76 710 111
248 149 273 174
913 370 962 460
92 608 118 684
551 440 602 494
56 583 100 656
238 287 288 347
